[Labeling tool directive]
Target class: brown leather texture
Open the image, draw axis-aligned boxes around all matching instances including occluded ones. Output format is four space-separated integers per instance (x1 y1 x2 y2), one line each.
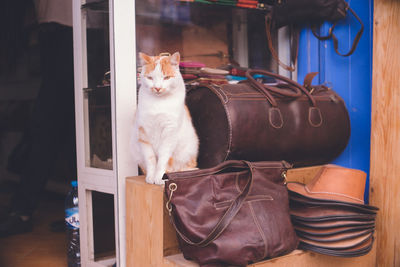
164 160 298 267
288 190 378 213
287 164 367 204
286 165 378 258
186 70 350 169
270 0 348 28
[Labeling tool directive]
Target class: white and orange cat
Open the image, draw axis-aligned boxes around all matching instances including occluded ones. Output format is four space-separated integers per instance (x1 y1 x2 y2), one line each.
131 52 199 185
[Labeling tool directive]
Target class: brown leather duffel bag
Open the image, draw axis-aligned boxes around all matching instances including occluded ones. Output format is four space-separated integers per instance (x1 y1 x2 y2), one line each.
186 69 350 168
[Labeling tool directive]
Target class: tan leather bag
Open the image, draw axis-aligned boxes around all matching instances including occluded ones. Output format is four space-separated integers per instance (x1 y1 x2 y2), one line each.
164 160 298 267
186 69 350 169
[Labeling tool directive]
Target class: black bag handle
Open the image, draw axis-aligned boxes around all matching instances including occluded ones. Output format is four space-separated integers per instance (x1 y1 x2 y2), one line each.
166 160 255 247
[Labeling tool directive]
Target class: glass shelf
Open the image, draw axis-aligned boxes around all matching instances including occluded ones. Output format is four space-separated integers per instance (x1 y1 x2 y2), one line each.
81 0 109 12
83 0 112 170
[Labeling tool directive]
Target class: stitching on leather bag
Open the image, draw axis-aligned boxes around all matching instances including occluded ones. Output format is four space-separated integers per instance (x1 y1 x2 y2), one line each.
214 195 274 210
168 166 283 181
229 98 269 101
235 172 241 193
225 92 260 96
207 84 233 162
249 202 268 260
199 172 254 246
269 108 284 129
308 107 323 127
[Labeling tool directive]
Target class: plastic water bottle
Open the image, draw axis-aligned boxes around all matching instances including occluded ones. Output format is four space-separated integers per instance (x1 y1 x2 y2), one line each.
65 181 81 267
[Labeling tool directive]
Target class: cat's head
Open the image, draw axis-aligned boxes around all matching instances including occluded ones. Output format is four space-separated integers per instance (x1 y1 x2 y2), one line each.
139 52 182 96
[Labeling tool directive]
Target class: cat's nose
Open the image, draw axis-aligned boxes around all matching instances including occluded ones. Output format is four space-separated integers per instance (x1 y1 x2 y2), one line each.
154 87 162 92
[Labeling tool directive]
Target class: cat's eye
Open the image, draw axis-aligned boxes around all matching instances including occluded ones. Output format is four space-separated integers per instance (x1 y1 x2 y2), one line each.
146 76 153 80
164 76 171 80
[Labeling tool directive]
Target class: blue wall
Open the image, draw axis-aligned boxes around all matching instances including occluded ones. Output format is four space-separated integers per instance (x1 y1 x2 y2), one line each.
297 0 373 202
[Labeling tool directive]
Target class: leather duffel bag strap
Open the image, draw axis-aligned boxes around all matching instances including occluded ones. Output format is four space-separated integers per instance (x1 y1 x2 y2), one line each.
164 160 298 267
266 0 364 70
186 69 351 169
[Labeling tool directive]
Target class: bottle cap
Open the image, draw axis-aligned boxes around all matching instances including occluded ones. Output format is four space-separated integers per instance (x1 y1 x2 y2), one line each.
71 181 78 187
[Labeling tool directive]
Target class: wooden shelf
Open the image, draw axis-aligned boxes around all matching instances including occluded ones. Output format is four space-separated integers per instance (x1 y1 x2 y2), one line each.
126 166 376 267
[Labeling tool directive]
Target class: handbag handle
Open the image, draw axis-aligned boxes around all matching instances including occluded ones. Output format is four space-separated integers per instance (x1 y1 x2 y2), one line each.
246 69 323 128
246 69 317 107
166 160 255 247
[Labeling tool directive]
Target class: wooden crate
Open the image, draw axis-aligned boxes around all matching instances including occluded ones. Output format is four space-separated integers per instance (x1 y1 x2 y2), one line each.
126 166 376 267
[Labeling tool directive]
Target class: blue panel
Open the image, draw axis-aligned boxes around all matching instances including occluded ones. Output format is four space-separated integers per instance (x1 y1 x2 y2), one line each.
298 0 373 203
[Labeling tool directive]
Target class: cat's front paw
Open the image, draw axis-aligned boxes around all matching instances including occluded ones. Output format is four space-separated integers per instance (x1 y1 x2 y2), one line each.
153 172 166 185
154 178 165 185
145 175 155 184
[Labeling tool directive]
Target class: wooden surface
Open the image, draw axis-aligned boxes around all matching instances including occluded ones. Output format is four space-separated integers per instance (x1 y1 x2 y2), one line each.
165 246 376 267
126 176 180 267
370 1 400 266
126 169 376 267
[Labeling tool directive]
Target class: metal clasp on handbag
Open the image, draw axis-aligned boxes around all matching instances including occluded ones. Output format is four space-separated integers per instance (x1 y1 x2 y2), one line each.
282 171 287 185
166 183 177 216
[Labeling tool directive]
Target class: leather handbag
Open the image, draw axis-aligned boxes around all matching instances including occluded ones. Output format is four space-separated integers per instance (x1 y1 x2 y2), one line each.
164 160 298 267
186 69 350 169
265 0 364 71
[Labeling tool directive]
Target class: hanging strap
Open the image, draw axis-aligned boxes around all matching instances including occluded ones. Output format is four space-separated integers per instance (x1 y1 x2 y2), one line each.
166 160 254 247
265 16 299 72
312 5 364 57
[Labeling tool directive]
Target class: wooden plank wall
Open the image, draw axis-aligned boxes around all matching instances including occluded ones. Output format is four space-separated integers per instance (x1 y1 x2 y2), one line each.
370 0 400 266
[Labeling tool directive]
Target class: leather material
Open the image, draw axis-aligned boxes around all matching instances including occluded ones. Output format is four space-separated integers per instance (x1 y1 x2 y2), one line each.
270 0 347 28
297 228 374 243
286 165 377 257
164 160 298 267
295 224 375 236
290 205 376 222
293 219 375 229
299 235 374 257
298 232 373 250
287 165 367 204
266 0 363 70
186 70 350 169
288 191 378 213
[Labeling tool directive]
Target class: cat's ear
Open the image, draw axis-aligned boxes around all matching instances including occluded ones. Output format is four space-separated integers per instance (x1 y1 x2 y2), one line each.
139 52 152 66
170 52 180 67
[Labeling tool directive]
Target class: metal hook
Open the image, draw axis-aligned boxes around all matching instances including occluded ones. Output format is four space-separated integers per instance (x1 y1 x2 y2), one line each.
166 183 177 216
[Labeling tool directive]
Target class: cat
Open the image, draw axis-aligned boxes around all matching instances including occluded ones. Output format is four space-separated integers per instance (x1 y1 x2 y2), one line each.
131 52 199 185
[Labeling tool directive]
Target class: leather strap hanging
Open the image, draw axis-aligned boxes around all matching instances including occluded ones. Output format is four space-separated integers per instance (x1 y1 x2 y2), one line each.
311 4 364 57
266 0 364 71
266 16 299 72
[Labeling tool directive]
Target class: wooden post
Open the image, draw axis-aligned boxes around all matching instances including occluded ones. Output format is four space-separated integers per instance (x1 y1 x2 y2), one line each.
370 1 400 266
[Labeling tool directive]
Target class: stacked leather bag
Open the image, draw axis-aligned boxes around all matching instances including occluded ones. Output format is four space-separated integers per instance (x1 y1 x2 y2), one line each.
287 165 378 257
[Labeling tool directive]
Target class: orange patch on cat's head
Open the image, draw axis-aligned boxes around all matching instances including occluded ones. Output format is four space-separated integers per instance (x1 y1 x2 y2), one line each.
160 57 175 77
139 52 180 77
139 52 160 75
160 52 180 77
